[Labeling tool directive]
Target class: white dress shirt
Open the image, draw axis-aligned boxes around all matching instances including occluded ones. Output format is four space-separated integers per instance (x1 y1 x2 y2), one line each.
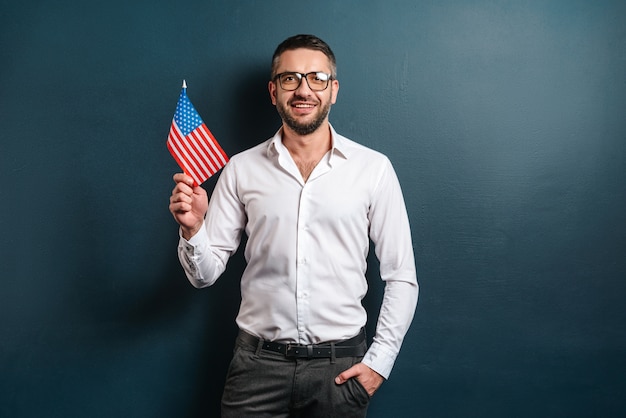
178 125 418 378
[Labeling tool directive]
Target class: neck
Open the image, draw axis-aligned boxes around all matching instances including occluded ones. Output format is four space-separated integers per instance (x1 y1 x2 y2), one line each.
281 122 332 182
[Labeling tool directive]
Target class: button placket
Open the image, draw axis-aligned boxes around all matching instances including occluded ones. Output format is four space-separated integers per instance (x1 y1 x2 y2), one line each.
295 184 312 341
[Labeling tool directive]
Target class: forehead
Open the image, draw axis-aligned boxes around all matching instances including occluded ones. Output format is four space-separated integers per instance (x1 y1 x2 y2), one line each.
275 48 332 73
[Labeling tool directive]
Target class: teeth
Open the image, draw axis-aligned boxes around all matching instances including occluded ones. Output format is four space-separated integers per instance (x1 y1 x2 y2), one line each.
295 104 313 108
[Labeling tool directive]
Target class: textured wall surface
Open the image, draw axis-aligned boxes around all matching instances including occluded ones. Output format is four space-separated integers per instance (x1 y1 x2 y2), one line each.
1 1 625 416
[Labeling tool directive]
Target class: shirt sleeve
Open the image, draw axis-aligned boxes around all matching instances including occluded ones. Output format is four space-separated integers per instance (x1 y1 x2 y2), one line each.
177 161 246 288
361 157 419 379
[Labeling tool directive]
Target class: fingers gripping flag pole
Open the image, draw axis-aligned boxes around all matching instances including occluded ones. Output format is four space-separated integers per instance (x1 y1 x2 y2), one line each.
167 80 229 186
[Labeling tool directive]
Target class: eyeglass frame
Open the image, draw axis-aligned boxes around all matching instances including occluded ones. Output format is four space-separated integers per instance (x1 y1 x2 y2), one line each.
272 71 334 91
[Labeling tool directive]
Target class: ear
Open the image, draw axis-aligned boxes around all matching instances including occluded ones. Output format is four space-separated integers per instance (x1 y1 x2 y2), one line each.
268 80 278 105
330 79 339 105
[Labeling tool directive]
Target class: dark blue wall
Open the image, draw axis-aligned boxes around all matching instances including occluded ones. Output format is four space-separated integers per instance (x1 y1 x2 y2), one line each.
1 1 625 417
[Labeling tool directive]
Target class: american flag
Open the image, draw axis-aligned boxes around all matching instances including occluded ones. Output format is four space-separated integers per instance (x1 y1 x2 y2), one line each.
167 81 228 186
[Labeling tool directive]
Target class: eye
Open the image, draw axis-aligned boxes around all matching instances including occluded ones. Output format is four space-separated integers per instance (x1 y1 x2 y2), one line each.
313 72 329 81
280 73 300 83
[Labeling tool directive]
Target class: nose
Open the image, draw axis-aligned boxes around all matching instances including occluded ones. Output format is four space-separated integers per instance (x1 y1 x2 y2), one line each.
294 75 314 95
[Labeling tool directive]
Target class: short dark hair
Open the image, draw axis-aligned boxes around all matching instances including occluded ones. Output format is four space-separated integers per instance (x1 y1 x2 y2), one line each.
271 34 337 79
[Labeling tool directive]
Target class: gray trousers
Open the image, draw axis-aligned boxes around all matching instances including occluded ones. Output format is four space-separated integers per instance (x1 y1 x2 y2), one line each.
221 331 371 417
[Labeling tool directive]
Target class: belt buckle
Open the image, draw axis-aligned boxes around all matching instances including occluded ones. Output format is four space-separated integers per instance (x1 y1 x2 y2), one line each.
285 343 314 358
285 343 298 358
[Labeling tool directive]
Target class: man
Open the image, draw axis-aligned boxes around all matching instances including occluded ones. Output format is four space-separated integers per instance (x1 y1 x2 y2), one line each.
169 34 418 417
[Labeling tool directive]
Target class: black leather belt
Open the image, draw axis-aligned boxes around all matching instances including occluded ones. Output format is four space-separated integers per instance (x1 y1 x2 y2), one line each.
238 329 367 359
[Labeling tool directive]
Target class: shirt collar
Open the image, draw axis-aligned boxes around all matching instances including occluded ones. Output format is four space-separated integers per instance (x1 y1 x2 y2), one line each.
266 124 349 160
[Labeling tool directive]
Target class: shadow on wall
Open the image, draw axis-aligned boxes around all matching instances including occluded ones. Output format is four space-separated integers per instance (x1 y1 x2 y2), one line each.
229 63 283 150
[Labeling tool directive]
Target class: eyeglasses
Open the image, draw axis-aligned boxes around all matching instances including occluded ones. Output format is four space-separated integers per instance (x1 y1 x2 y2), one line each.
273 71 333 91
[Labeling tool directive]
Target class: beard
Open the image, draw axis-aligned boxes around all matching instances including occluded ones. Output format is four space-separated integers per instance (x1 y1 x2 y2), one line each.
276 97 332 136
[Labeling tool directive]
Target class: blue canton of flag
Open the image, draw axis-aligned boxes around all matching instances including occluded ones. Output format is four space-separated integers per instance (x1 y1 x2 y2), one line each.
174 93 204 135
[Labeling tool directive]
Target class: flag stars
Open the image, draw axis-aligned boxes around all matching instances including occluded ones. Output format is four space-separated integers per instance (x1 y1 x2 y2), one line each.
174 91 204 136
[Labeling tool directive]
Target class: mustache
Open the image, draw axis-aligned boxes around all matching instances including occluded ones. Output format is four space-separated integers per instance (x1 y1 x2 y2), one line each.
289 94 318 104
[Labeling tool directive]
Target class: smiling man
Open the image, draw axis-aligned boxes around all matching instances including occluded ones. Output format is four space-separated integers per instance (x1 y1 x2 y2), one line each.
169 34 419 417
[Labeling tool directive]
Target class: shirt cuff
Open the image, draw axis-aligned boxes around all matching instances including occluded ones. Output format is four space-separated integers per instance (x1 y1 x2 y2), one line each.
177 221 211 287
361 340 397 379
